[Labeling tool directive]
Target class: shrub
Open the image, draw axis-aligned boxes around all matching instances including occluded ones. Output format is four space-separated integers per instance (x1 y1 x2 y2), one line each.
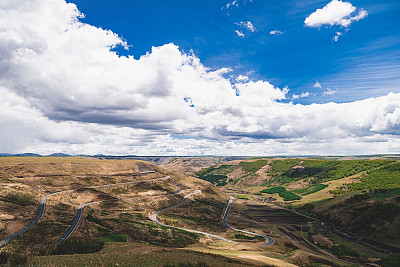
99 234 128 242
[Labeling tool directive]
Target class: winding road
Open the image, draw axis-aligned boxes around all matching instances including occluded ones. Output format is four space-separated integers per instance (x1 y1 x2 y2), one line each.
54 189 184 248
2 176 275 250
223 196 274 245
151 190 234 243
0 175 170 248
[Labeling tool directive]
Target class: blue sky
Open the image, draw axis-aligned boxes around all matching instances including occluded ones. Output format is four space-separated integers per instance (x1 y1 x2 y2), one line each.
69 0 400 104
0 0 400 155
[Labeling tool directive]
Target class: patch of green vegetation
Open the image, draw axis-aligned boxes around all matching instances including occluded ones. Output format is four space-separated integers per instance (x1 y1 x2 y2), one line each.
382 255 400 267
0 252 28 266
1 191 36 206
1 178 16 183
268 159 301 178
16 220 67 247
278 191 302 201
53 237 104 255
346 162 400 191
330 244 362 258
239 160 268 172
212 164 237 175
351 202 400 230
237 195 251 200
284 160 337 180
114 212 200 247
30 248 247 266
260 186 286 194
99 234 128 242
195 165 230 186
316 159 394 182
368 188 400 201
263 159 394 188
234 232 264 241
198 174 227 186
293 184 329 196
195 166 215 177
112 188 128 194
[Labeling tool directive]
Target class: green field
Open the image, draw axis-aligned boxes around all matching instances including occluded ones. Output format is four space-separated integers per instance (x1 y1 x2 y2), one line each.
239 160 268 172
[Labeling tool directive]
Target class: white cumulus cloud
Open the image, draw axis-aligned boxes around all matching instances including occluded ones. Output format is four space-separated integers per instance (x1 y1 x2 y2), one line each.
235 30 245 37
314 81 322 88
292 92 310 100
323 88 336 95
305 0 368 28
236 21 256 32
270 30 283 36
333 31 343 42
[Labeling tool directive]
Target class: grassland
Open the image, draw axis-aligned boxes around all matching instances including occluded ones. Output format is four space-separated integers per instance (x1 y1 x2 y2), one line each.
27 243 250 267
1 156 399 267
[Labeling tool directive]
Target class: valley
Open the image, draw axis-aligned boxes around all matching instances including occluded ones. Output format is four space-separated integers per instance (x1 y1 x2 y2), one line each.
0 156 399 266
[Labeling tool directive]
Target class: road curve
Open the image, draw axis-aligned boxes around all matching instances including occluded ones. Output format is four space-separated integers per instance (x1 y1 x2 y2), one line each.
151 190 234 243
223 196 274 245
54 178 181 248
0 190 73 248
54 190 183 248
0 175 170 248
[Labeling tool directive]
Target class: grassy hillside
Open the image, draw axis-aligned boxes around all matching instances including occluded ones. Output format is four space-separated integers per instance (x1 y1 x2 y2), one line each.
195 157 400 261
0 157 244 263
2 156 399 266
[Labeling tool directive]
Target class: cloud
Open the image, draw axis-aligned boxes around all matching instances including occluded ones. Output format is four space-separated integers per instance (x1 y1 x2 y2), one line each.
314 81 322 88
222 0 253 10
235 30 245 37
305 0 368 28
292 92 310 100
270 30 283 36
323 88 336 95
0 0 399 156
333 31 343 42
223 0 238 10
236 21 256 32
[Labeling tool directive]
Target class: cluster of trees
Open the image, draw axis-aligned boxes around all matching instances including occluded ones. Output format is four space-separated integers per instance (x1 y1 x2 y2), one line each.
278 191 302 201
316 159 394 182
260 186 302 201
267 159 300 178
195 166 228 186
239 160 268 172
260 186 285 194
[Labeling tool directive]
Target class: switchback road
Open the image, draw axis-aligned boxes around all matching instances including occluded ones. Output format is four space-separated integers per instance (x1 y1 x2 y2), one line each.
0 175 170 248
54 187 184 248
223 196 274 245
151 190 234 243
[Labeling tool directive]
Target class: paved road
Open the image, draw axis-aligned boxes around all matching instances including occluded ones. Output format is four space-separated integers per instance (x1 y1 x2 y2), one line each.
54 177 180 248
151 190 234 243
222 196 274 245
0 190 74 248
0 175 169 248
